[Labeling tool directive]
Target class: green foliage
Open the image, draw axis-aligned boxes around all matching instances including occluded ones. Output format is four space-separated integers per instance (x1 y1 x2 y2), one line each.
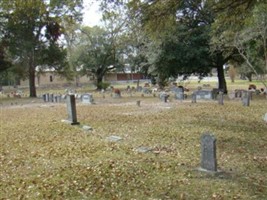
96 81 111 90
0 0 83 96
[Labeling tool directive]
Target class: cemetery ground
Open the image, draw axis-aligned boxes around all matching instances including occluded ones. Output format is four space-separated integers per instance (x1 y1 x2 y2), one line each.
0 81 267 199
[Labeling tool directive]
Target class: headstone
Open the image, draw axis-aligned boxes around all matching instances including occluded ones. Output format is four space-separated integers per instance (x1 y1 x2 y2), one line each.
45 93 50 102
192 92 197 103
159 92 169 103
66 95 80 125
235 89 246 98
57 95 62 103
83 125 93 131
242 91 250 106
200 134 217 172
42 94 47 102
212 88 220 100
106 135 122 142
218 92 224 105
228 91 235 100
81 93 93 104
135 146 153 153
174 87 184 100
136 100 141 107
195 90 213 100
142 88 151 94
50 93 54 102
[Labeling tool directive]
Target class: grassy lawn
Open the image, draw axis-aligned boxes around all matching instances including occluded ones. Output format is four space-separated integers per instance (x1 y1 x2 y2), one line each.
0 80 267 199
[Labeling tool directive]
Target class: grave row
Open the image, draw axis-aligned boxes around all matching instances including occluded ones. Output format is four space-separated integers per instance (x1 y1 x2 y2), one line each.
42 93 94 104
64 94 220 173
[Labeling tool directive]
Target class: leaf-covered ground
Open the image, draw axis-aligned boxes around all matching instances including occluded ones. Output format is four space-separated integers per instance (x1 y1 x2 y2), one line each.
0 93 266 199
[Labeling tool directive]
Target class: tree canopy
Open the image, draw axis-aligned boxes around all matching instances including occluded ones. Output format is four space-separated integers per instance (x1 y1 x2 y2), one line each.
0 0 83 96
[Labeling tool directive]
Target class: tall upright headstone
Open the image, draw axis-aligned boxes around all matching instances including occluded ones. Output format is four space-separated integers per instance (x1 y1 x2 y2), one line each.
218 91 224 105
242 91 250 106
46 93 49 102
42 94 47 102
200 134 217 172
66 95 80 125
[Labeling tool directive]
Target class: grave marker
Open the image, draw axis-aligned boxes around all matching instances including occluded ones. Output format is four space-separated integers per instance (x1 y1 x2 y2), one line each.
174 87 184 100
195 90 213 100
106 136 122 142
66 95 80 125
81 93 93 104
200 134 217 172
242 91 250 106
218 92 224 105
42 94 47 102
192 92 197 103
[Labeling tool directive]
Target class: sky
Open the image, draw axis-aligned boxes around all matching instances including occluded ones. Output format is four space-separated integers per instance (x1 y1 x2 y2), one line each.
82 0 102 26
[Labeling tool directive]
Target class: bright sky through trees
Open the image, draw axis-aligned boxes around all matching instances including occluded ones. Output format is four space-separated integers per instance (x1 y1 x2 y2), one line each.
83 0 102 26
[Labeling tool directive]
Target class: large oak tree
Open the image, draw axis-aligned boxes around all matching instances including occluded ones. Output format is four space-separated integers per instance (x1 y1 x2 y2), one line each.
0 0 83 97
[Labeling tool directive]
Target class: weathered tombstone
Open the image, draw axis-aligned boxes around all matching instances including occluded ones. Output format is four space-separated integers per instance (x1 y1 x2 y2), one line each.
228 91 235 100
45 93 50 102
42 94 47 102
192 92 197 103
81 93 93 104
83 125 93 131
58 95 62 103
174 87 184 100
159 92 169 103
66 95 80 125
200 134 217 172
142 88 151 94
135 146 153 153
136 100 141 107
54 95 61 103
49 93 54 102
242 91 250 106
195 90 213 100
106 135 122 142
218 92 224 105
212 88 220 100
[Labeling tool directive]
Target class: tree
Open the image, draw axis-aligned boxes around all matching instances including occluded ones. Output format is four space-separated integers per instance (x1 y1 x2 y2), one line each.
0 42 11 73
0 0 83 97
77 25 124 90
211 1 267 88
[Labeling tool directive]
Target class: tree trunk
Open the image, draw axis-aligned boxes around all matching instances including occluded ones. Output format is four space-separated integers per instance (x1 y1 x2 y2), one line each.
96 75 103 90
246 73 252 82
217 65 227 94
29 64 36 97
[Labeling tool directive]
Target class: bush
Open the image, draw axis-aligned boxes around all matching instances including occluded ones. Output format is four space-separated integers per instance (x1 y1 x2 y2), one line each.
97 82 110 90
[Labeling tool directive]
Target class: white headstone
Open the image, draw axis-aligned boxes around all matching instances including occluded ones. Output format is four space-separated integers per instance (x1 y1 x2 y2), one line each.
81 93 93 104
